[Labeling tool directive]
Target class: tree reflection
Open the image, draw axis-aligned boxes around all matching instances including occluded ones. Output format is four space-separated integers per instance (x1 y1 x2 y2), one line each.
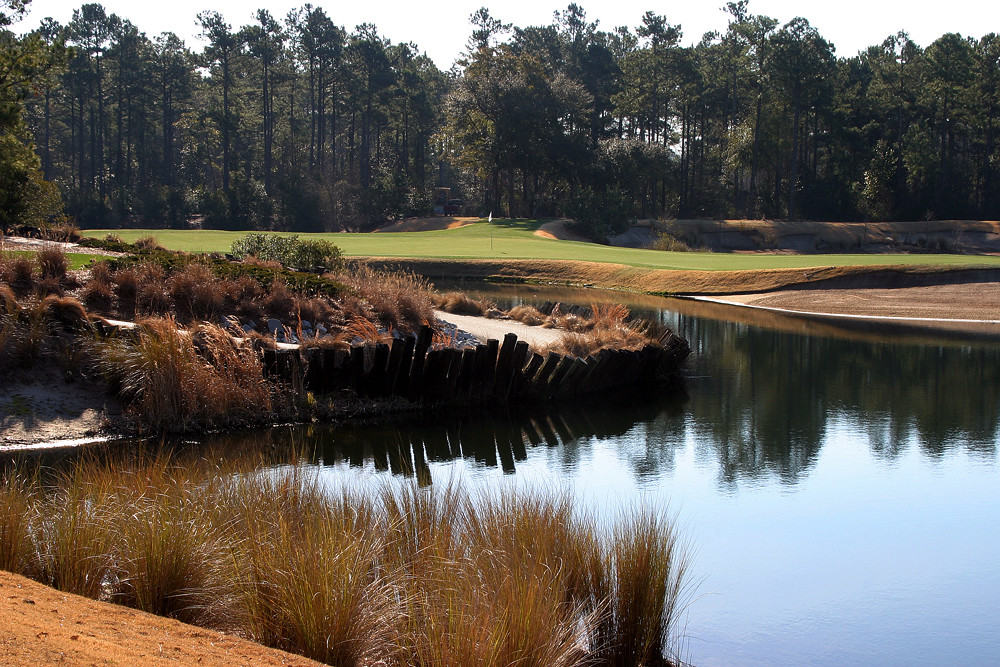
49 307 995 488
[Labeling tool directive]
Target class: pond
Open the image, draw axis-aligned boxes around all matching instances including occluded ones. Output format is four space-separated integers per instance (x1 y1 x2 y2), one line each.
32 283 1000 666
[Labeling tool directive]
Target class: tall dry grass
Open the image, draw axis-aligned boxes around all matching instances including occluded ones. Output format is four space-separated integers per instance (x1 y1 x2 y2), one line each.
335 262 434 333
97 317 272 433
0 466 36 574
433 291 493 316
0 455 692 667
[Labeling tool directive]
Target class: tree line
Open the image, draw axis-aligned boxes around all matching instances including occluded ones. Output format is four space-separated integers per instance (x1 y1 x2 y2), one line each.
3 0 1000 234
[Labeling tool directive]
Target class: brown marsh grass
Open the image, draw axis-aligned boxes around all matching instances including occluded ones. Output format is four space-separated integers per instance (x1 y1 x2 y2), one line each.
334 261 434 333
433 291 492 316
0 252 35 292
0 455 692 666
96 317 272 433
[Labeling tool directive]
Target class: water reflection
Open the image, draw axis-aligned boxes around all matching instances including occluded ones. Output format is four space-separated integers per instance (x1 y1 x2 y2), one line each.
13 285 996 489
207 288 1000 486
166 306 1000 490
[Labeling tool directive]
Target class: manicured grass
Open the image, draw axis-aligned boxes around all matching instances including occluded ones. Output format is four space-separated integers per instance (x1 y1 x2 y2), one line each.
3 250 105 270
85 221 1000 271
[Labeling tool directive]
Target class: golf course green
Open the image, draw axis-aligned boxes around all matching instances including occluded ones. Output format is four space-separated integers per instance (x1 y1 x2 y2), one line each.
84 219 1000 272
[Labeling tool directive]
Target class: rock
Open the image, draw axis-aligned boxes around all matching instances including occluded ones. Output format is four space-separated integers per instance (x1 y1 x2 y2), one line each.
267 318 283 335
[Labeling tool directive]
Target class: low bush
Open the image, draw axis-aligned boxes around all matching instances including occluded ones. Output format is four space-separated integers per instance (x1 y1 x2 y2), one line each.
230 233 343 273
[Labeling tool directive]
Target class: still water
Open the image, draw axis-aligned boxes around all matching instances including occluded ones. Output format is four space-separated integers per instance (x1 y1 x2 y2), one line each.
202 286 1000 665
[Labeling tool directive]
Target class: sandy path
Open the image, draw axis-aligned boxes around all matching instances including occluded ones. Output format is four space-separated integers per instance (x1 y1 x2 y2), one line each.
0 235 124 257
697 282 1000 324
0 571 321 667
435 310 565 348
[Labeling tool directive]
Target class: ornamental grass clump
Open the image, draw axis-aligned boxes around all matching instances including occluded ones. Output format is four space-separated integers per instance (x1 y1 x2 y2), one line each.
0 455 692 667
334 262 434 333
98 317 272 433
0 467 36 574
109 459 228 624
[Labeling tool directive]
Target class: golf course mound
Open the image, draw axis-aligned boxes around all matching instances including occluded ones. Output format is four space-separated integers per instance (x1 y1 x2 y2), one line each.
375 216 478 232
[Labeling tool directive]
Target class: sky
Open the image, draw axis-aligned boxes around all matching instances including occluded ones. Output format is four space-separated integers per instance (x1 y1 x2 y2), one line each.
14 0 1000 69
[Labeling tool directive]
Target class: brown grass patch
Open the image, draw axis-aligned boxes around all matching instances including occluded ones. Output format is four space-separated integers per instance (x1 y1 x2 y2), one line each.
433 291 492 316
97 317 272 433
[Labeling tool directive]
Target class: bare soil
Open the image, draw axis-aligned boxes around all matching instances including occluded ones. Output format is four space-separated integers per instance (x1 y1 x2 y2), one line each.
0 571 321 667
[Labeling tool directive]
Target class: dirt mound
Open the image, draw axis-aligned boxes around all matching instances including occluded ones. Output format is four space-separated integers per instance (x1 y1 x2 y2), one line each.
534 219 591 242
0 571 321 667
375 217 478 232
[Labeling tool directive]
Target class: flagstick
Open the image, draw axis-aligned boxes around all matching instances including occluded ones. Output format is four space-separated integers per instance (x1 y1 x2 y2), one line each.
489 212 493 252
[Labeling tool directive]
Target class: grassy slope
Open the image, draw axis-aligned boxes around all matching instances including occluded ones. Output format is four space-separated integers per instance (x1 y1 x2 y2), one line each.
85 221 1000 272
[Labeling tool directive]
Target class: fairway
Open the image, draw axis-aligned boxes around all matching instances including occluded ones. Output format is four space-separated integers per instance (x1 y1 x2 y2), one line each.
85 220 1000 272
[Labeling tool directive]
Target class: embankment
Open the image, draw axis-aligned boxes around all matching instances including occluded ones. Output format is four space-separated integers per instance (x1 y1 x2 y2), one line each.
365 257 1000 295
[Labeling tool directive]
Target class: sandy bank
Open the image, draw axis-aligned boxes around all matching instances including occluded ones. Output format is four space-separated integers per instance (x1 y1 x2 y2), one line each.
0 571 321 667
434 309 564 348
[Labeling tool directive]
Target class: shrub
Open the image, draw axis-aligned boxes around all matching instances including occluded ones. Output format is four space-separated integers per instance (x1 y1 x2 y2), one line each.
230 233 343 273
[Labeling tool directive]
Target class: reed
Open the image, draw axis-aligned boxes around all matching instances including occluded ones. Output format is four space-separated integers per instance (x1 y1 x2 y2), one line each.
594 508 691 666
37 245 68 282
98 317 272 432
32 462 118 598
0 455 691 667
109 457 227 623
0 466 36 574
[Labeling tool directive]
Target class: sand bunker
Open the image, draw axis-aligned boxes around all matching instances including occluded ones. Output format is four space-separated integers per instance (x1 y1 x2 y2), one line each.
375 217 478 233
533 219 591 242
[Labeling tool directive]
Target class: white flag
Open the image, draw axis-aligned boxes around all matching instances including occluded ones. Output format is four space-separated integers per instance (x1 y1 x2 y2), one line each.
488 212 492 224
